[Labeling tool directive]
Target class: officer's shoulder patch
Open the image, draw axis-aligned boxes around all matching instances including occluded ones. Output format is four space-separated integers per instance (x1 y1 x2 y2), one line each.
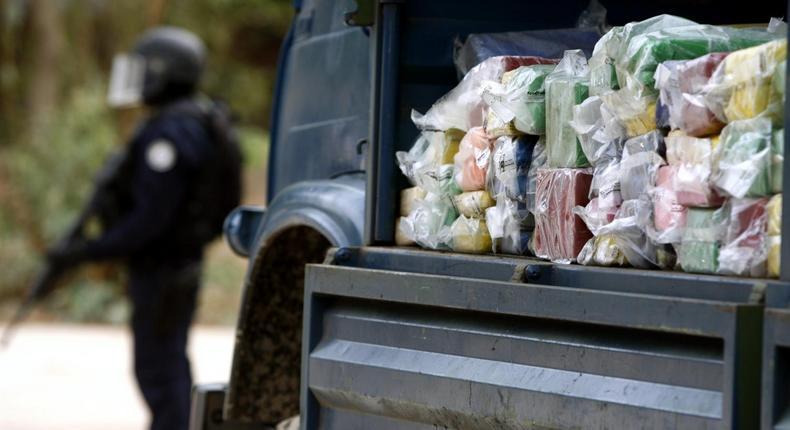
145 139 177 172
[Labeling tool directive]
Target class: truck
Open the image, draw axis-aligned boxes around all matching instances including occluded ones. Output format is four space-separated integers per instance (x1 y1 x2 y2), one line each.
189 0 790 429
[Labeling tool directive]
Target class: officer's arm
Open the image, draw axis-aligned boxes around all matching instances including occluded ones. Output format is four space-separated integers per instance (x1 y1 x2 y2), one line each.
83 138 188 260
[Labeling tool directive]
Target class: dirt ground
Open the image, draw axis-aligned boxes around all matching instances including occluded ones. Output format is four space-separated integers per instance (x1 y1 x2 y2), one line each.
0 323 234 430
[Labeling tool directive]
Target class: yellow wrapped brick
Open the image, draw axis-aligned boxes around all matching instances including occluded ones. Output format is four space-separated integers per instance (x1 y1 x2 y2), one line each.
768 194 782 236
400 186 427 216
623 103 657 138
442 128 465 164
452 190 496 218
450 216 492 253
768 235 781 278
395 217 416 246
719 39 787 122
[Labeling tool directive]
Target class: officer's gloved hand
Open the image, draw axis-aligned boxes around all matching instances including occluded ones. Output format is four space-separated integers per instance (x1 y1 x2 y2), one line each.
46 242 89 268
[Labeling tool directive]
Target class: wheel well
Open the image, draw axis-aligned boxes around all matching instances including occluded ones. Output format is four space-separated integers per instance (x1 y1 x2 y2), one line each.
224 225 331 424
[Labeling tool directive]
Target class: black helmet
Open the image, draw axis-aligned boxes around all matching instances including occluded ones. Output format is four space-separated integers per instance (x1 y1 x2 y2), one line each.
108 27 206 107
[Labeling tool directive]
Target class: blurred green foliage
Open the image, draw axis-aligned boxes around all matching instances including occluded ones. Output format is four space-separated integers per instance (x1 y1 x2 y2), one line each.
0 0 292 324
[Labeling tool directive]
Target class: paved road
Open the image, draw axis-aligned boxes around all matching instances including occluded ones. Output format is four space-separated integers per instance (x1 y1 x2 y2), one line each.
0 323 234 430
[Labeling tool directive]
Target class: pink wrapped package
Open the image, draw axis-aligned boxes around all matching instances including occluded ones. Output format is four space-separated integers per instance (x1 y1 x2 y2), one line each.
534 169 593 263
652 166 687 243
718 198 769 276
454 127 492 191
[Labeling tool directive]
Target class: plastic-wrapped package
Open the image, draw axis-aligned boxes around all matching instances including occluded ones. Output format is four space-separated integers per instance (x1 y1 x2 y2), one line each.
705 39 787 123
545 50 591 168
718 198 769 276
619 130 666 200
533 168 593 263
400 187 427 216
773 128 784 193
678 206 728 274
768 235 781 278
414 164 463 198
448 215 492 253
589 15 698 96
399 193 458 250
652 165 687 244
577 234 628 266
599 89 656 138
453 190 496 218
526 140 547 214
591 157 623 208
454 29 600 76
412 56 558 132
487 135 540 202
485 109 521 138
395 217 416 246
571 97 627 167
594 198 667 269
713 117 772 198
482 64 557 135
397 129 464 188
665 131 725 207
768 194 782 236
453 127 492 192
620 25 777 97
574 196 619 236
486 198 534 255
655 53 728 137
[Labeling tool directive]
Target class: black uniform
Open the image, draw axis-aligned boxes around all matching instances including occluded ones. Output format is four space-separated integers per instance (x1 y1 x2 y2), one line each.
81 97 238 430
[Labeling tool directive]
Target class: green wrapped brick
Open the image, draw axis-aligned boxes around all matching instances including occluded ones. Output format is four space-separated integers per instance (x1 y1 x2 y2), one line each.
620 25 777 97
773 128 784 193
483 64 556 136
713 117 772 198
589 14 697 96
545 50 590 168
679 207 728 274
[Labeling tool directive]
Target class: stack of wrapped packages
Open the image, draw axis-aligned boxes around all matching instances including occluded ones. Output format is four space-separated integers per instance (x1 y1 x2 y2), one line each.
396 15 787 279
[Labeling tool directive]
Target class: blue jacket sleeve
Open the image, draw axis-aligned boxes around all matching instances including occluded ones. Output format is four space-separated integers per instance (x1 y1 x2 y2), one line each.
83 137 189 260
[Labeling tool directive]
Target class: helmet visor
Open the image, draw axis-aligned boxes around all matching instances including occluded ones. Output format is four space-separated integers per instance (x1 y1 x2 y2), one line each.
107 54 145 108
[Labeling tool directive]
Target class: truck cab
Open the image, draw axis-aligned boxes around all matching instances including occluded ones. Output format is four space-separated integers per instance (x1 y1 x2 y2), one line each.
192 1 790 429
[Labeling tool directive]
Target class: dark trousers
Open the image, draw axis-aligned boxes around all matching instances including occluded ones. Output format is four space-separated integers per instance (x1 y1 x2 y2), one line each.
129 261 200 430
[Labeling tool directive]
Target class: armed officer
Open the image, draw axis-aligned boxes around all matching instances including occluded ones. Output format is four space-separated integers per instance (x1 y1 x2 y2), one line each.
47 27 242 430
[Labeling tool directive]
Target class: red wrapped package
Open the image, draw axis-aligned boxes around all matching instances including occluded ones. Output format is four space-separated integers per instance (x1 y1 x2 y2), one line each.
652 166 687 244
655 53 728 137
454 127 492 191
718 198 769 276
534 169 593 263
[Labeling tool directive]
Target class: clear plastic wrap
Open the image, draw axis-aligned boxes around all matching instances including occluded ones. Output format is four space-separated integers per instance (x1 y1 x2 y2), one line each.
620 24 777 97
399 193 458 250
448 215 492 253
593 198 670 269
533 168 593 263
768 194 782 236
397 129 463 187
768 235 781 278
395 217 416 246
487 135 539 202
678 206 728 274
705 39 787 123
453 127 492 192
619 130 666 200
773 128 784 193
453 190 496 218
713 117 772 198
651 165 687 244
574 196 619 236
412 56 558 132
589 15 698 96
545 50 591 167
718 198 769 277
654 53 728 137
482 64 557 135
577 234 628 266
599 89 656 138
665 131 725 207
526 139 547 214
486 198 534 255
454 29 600 77
400 186 427 217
